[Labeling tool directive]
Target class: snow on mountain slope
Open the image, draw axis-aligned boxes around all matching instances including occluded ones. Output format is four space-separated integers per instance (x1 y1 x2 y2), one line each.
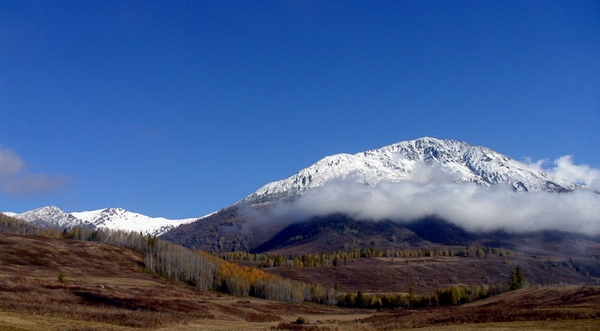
12 206 93 229
8 206 197 236
7 138 588 235
242 137 579 205
71 208 197 236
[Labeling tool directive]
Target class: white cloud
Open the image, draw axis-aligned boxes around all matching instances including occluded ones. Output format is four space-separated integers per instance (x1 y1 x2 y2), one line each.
266 163 600 235
526 155 600 191
0 145 71 197
545 156 600 191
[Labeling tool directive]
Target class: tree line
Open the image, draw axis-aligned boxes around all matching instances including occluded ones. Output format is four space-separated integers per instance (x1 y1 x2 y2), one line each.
338 265 527 309
0 212 46 235
218 246 521 268
57 227 339 304
337 283 511 309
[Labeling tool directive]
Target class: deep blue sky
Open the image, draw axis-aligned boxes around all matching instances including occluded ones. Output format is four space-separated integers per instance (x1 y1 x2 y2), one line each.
1 1 599 218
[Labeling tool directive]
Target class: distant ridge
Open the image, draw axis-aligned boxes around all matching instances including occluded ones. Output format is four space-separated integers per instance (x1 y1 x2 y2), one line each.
6 206 197 236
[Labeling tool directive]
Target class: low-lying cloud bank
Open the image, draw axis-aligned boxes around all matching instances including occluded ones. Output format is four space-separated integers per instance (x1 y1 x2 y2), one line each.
265 157 600 236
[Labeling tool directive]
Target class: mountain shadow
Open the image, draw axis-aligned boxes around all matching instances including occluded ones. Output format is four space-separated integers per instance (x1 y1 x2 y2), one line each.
160 206 286 252
404 217 477 246
404 216 600 258
162 207 600 258
250 214 425 255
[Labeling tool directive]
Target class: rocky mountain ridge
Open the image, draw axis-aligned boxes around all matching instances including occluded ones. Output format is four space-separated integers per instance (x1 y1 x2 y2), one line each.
242 137 579 205
6 206 197 236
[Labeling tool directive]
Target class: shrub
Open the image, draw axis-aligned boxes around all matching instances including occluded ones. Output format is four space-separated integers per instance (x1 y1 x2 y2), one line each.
57 271 67 284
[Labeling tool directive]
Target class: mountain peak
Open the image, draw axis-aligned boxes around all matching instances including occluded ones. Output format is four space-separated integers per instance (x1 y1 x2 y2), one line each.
8 206 198 236
13 205 87 229
241 138 578 206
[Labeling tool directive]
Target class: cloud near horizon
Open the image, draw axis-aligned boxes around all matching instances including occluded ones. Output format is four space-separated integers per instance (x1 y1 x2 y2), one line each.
264 157 600 235
530 155 600 191
0 145 72 197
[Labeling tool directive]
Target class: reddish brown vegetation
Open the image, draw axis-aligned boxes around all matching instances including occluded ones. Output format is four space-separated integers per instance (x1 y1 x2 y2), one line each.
354 286 600 329
1 212 599 330
253 253 599 294
0 233 341 328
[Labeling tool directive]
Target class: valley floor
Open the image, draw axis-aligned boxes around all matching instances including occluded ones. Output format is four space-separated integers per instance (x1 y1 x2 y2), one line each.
0 305 598 331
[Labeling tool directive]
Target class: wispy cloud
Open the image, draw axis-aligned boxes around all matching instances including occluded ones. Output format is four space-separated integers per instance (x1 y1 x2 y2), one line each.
265 159 600 235
535 156 600 191
0 147 24 174
0 145 72 197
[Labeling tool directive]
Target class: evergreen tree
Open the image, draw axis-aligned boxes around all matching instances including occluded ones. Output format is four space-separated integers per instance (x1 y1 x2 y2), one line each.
356 290 365 307
508 265 525 290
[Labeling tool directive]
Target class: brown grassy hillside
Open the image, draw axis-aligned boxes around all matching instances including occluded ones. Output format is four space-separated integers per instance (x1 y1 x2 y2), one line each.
257 253 600 294
1 232 598 330
353 285 600 330
0 232 352 330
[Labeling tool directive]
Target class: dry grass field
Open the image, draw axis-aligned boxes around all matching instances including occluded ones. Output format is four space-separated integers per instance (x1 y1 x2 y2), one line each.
351 286 600 330
249 254 599 295
0 232 598 330
0 233 360 330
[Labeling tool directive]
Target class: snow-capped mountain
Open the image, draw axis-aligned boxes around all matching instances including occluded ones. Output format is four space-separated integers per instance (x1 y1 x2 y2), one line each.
8 138 588 240
8 206 197 236
242 137 579 205
160 137 600 252
71 208 197 236
12 206 94 229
